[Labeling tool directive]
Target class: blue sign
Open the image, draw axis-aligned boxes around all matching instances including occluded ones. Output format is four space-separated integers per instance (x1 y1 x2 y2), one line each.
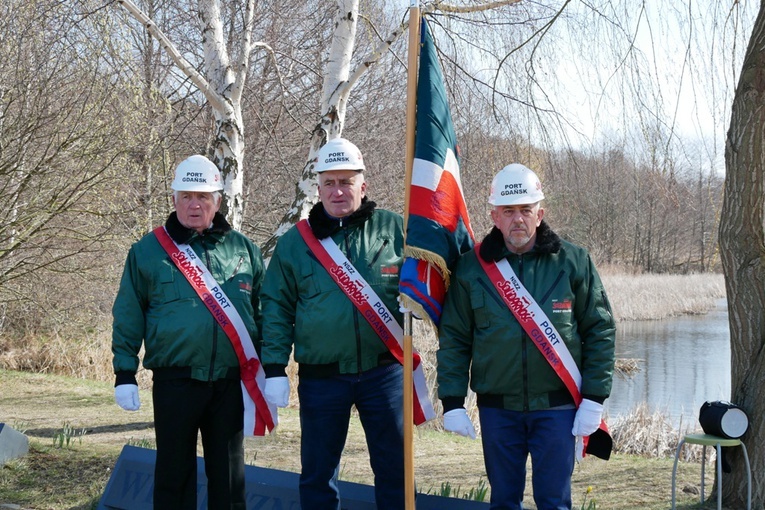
99 445 488 509
0 423 29 466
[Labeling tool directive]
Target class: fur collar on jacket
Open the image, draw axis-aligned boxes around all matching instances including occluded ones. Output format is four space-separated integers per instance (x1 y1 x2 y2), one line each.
165 211 231 245
308 197 377 239
479 220 562 262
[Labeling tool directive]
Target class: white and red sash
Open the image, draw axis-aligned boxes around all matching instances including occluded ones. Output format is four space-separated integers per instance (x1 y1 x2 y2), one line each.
475 248 582 402
296 220 436 425
475 245 611 458
153 226 276 436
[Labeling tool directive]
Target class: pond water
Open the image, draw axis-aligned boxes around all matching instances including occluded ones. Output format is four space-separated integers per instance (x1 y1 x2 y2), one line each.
604 299 732 429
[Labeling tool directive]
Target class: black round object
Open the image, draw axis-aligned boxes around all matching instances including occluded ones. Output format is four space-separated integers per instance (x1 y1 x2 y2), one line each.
699 400 749 439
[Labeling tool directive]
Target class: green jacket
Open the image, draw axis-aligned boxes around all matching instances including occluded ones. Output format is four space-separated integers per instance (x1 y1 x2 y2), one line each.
261 200 404 377
112 212 264 385
437 222 616 412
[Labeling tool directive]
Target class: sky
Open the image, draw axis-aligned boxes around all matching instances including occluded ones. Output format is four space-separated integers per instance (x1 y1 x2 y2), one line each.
391 1 758 174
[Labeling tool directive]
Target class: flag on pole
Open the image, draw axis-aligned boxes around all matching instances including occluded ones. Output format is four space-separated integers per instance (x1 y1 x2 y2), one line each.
399 18 474 327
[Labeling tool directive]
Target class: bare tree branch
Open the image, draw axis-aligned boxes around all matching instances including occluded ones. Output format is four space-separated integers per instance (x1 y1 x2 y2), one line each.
115 0 226 112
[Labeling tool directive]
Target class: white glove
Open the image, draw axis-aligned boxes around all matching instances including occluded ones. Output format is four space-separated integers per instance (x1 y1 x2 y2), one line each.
115 384 140 411
265 377 290 408
443 408 476 439
572 398 603 437
397 296 422 319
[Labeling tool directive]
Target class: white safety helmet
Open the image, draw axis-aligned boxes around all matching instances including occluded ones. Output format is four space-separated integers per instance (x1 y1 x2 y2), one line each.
314 138 366 173
171 155 223 192
488 163 545 206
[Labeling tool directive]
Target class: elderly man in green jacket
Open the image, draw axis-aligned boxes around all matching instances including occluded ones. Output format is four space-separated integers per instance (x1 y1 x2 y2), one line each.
260 138 406 510
112 154 265 509
437 163 616 510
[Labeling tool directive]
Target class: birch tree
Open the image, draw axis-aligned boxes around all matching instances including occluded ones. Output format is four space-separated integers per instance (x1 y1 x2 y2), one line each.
115 0 278 229
261 0 392 253
261 0 524 257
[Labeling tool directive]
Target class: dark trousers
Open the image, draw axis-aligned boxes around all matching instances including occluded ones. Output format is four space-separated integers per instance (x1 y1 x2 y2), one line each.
479 407 576 510
297 364 405 510
152 377 245 510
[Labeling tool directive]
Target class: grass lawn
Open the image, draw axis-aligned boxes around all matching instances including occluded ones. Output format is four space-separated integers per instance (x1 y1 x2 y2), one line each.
0 369 723 509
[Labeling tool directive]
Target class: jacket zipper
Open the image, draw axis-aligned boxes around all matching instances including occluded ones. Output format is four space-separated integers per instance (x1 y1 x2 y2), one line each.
340 219 364 376
519 255 529 412
229 256 244 281
205 243 217 384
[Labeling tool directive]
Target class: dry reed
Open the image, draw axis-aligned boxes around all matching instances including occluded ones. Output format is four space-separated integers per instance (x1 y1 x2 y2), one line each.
614 358 641 378
609 402 706 461
601 272 725 322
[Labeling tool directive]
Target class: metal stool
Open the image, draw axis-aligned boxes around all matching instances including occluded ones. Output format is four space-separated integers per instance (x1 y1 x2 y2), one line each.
671 433 751 510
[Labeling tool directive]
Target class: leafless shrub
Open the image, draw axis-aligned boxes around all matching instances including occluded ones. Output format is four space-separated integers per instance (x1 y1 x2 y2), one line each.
0 330 151 387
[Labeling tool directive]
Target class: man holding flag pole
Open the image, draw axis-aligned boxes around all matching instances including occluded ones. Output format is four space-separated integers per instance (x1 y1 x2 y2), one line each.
260 133 435 509
401 6 615 509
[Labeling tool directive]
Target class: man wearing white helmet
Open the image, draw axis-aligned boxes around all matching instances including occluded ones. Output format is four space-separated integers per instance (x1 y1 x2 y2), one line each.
112 154 265 509
437 163 616 510
260 137 407 509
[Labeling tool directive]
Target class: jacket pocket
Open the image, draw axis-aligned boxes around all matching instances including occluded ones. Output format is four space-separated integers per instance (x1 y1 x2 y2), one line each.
470 286 491 329
298 260 322 298
156 260 181 303
365 236 397 286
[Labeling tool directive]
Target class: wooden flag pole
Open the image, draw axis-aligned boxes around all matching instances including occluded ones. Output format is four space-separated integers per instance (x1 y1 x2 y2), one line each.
403 3 420 233
403 3 420 510
403 313 415 510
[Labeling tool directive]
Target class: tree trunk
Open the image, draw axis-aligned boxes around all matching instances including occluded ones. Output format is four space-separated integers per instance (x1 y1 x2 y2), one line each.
117 0 254 230
198 0 249 230
261 0 360 259
720 3 765 507
258 0 520 260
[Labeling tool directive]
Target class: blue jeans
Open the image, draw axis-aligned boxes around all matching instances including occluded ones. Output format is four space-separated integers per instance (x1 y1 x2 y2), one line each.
479 407 576 510
298 363 405 510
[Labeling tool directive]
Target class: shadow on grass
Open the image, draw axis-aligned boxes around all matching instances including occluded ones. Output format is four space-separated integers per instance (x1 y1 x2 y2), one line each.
25 421 154 438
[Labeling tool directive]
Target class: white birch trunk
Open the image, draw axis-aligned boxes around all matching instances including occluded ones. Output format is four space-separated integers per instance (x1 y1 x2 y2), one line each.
197 0 249 229
274 0 359 236
116 0 523 239
261 0 521 259
263 0 392 258
116 0 256 230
